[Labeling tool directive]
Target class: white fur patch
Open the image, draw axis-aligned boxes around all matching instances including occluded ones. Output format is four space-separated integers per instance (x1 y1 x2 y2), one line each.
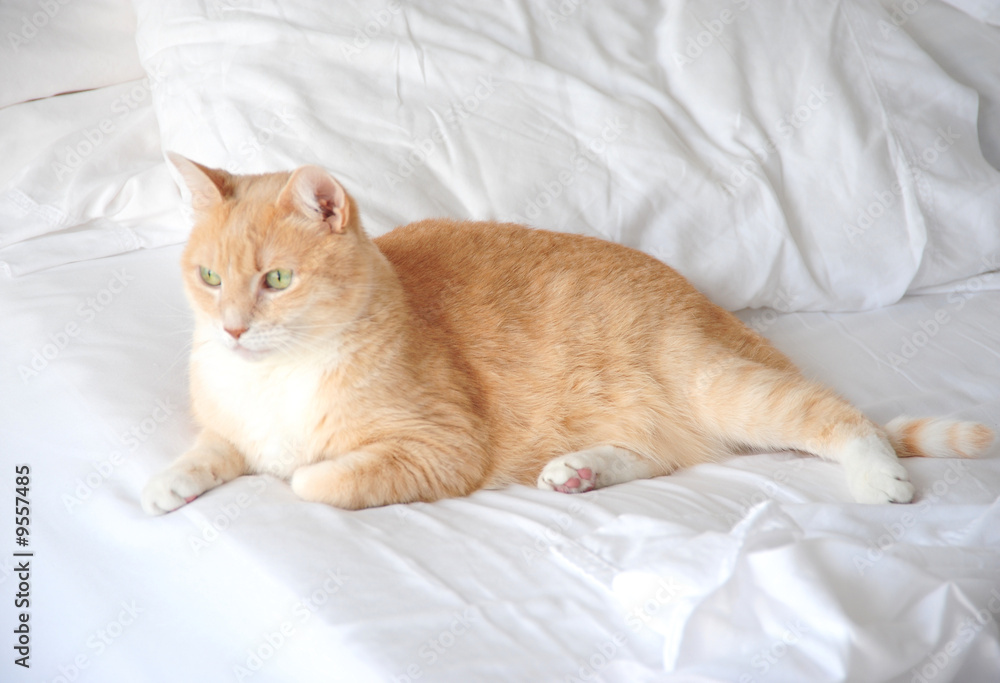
194 341 329 478
839 435 914 504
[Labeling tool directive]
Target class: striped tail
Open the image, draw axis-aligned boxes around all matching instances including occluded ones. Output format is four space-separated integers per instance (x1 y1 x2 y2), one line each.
885 417 995 459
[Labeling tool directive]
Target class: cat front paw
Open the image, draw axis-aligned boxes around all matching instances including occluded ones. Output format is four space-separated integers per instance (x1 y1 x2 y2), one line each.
141 467 214 515
537 456 597 494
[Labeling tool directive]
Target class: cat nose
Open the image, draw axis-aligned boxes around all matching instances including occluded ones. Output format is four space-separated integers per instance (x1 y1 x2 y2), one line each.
225 326 248 340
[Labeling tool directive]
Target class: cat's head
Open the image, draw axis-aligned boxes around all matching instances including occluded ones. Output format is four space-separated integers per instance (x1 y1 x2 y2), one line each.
171 153 377 362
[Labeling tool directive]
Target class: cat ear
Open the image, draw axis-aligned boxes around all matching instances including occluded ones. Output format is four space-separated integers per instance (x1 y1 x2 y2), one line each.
278 165 350 234
166 152 232 215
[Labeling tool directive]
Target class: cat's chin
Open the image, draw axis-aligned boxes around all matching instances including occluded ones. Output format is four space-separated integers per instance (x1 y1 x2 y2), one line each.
230 345 274 362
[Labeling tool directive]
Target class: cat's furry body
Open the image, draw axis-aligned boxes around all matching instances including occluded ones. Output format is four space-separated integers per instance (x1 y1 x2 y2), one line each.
141 156 994 513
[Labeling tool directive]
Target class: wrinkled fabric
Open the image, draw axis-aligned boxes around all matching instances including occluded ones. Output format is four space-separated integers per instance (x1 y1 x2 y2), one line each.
1 244 997 681
2 0 999 310
2 3 1000 679
126 0 1000 310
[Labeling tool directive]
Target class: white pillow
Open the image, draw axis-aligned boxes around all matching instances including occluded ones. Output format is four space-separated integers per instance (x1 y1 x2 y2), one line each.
0 0 145 109
0 82 183 277
130 1 1000 309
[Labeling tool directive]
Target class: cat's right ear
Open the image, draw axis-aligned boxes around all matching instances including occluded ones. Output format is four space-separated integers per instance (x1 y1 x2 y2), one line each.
166 152 231 216
277 165 350 234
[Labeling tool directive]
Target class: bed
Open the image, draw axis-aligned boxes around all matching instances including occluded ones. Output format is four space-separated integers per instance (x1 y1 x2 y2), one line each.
2 0 999 681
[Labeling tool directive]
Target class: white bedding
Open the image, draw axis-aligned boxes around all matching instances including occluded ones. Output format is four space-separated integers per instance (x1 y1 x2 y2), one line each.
1 248 998 682
4 0 1000 308
0 81 183 277
2 0 1000 681
129 0 1000 312
0 0 145 109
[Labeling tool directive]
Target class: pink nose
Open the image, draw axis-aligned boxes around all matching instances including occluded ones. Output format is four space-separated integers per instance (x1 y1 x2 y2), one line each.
225 326 248 340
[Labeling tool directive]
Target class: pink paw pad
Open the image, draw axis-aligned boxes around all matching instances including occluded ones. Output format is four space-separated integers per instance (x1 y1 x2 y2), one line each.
554 467 595 494
184 495 198 504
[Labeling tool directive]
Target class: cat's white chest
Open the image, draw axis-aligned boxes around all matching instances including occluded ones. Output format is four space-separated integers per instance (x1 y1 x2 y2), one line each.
194 345 326 478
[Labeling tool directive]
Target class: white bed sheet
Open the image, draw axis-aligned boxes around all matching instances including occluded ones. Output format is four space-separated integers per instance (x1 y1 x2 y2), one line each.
2 0 1000 681
0 243 997 683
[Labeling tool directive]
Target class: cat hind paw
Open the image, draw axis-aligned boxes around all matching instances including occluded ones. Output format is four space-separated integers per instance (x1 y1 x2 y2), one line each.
537 457 597 494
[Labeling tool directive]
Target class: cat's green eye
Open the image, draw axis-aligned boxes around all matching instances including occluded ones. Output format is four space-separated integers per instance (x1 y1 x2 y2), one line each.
265 268 293 290
200 266 221 287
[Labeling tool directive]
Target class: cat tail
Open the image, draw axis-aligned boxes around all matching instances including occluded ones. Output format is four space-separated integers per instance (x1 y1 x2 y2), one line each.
884 417 995 458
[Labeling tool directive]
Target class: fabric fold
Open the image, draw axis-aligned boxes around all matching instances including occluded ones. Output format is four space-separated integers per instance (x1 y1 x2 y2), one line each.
555 501 1000 679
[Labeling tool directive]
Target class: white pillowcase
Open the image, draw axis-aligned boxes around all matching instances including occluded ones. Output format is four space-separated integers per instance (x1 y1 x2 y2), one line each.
0 82 183 277
128 0 1000 311
5 0 997 310
0 0 145 109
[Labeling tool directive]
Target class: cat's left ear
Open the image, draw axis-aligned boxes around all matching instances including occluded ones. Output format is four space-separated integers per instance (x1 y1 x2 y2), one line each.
278 165 350 234
166 152 232 216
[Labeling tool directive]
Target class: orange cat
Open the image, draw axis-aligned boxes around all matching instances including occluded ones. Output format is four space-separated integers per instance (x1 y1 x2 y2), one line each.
141 154 994 513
